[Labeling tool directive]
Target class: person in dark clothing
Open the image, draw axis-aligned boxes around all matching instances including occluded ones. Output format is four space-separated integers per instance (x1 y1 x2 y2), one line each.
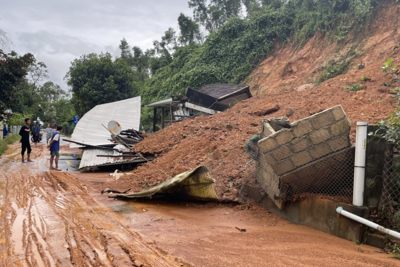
32 121 40 146
3 125 7 138
19 118 33 163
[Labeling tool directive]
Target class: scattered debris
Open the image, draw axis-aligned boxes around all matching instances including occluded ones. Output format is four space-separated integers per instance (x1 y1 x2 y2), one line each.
107 166 219 201
64 120 152 170
101 188 131 194
235 227 246 232
252 105 280 116
70 96 142 147
110 169 134 181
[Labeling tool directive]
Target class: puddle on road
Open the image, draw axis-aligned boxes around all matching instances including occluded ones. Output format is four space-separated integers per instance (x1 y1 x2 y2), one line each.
10 202 27 264
108 198 192 217
0 180 6 252
111 202 140 214
39 156 81 172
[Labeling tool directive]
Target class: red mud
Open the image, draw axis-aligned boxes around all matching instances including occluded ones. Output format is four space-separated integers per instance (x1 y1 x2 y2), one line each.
72 171 400 267
102 3 400 199
104 58 395 199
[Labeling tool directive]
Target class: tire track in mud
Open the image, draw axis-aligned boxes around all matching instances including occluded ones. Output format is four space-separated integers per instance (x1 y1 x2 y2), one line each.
0 153 188 266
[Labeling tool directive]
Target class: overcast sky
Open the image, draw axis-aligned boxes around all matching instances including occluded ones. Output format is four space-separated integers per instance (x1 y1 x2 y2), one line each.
1 0 192 89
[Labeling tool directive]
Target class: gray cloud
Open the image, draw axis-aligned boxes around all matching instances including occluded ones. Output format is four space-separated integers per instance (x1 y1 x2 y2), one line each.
1 0 192 89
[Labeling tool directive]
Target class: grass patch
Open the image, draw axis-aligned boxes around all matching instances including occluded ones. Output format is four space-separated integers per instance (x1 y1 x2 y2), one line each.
318 60 350 84
0 134 21 156
344 83 364 92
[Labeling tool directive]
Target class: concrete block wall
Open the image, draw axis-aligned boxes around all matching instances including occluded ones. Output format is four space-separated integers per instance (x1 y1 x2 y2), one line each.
256 105 352 209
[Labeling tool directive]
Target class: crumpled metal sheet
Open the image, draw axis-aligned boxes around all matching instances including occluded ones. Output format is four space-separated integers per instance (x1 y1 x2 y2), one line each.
70 96 141 148
110 166 219 201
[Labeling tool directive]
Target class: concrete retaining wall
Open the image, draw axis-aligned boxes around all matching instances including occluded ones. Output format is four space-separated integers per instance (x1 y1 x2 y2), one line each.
260 196 368 243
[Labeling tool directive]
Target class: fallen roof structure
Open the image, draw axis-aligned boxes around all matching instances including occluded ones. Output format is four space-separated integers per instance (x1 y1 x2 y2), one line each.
70 96 141 148
108 166 219 201
186 84 251 111
145 84 251 132
79 148 153 170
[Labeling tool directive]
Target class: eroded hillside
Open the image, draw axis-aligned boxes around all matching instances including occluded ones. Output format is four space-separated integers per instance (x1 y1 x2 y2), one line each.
249 2 400 95
105 3 399 201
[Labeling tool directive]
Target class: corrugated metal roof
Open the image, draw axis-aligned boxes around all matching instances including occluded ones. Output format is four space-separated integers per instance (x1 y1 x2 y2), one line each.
79 149 122 169
70 96 141 148
78 148 149 169
196 84 249 99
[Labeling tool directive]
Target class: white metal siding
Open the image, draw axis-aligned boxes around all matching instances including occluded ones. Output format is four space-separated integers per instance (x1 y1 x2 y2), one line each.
71 96 141 148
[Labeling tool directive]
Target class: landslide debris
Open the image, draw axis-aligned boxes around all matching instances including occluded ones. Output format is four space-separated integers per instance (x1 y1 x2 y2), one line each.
103 53 396 201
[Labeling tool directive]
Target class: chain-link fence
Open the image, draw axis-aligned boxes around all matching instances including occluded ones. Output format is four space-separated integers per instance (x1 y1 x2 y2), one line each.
378 145 400 231
241 144 355 206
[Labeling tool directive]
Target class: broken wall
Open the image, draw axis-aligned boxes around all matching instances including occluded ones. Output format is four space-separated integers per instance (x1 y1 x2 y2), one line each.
256 105 353 209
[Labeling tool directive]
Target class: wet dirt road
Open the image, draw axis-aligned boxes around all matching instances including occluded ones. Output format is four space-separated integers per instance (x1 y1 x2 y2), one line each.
0 143 186 267
1 143 400 266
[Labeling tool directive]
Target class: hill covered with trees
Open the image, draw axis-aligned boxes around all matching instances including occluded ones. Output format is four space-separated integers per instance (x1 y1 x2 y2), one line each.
65 0 385 126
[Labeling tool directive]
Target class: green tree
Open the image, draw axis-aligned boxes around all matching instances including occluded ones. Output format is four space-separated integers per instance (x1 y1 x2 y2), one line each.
188 0 243 33
0 50 35 118
119 38 133 60
52 98 75 125
39 81 66 103
132 46 150 81
150 28 178 75
178 13 203 45
65 52 137 116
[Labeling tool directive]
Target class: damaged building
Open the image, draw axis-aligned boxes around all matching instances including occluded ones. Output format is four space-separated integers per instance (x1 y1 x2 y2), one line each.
256 105 354 209
146 83 252 132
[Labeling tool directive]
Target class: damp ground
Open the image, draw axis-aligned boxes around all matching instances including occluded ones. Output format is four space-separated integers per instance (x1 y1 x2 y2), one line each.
0 142 398 266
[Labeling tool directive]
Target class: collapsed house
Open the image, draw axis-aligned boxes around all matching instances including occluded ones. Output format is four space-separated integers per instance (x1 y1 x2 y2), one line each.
256 105 354 209
65 96 151 170
146 84 252 132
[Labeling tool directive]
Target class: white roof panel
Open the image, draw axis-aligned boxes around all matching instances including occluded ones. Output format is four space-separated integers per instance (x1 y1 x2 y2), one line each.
71 96 141 147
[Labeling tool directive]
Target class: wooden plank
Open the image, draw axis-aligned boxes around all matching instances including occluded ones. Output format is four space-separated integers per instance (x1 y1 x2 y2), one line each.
153 107 157 133
161 107 165 129
185 102 220 115
170 105 174 122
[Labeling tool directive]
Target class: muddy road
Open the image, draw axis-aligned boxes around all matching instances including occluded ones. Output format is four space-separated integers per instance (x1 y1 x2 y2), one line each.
0 144 185 266
0 143 399 266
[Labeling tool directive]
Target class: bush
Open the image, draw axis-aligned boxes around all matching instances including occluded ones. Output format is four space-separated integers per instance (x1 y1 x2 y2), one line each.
318 60 350 84
0 134 21 156
343 83 364 91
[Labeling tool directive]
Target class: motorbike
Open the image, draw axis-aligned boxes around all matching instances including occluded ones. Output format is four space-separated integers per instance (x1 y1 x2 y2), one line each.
31 132 43 143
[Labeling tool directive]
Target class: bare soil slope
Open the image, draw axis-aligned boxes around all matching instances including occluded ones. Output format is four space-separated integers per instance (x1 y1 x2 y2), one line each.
249 2 400 96
104 4 399 200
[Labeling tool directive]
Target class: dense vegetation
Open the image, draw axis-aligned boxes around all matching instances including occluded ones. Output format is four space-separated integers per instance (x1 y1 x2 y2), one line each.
0 49 75 127
139 0 381 125
65 53 138 116
62 0 385 127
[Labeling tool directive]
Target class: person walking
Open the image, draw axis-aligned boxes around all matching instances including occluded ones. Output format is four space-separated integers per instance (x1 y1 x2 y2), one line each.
19 118 33 163
45 124 52 144
48 125 62 171
32 121 40 147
